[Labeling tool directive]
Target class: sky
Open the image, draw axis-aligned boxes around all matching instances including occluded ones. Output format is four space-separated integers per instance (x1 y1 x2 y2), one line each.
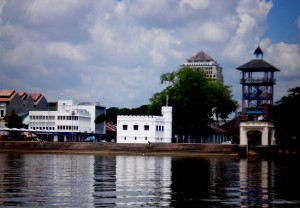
0 0 299 110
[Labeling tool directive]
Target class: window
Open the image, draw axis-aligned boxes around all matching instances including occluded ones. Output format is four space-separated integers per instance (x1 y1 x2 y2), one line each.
133 125 138 130
135 137 137 140
162 126 164 131
144 125 149 131
123 125 128 130
145 137 147 140
124 137 126 140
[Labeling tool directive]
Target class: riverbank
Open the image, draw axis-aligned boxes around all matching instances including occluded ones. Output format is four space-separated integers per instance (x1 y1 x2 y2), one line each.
0 141 240 156
1 142 298 158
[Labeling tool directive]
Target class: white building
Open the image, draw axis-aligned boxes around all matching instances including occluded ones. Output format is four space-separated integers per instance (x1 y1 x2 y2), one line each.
58 100 106 134
27 100 106 142
181 51 224 83
117 106 172 144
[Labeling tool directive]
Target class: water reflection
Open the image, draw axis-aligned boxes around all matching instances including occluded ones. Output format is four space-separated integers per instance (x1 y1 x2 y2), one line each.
115 156 171 207
0 153 299 207
239 159 273 207
0 154 95 207
93 156 116 207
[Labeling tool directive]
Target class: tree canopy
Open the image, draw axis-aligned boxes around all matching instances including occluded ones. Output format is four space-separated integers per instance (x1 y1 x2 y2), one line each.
4 110 25 129
95 67 238 139
95 105 152 124
274 86 300 146
149 67 238 136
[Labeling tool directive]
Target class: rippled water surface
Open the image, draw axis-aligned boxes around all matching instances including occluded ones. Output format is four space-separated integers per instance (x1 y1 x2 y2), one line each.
0 153 299 207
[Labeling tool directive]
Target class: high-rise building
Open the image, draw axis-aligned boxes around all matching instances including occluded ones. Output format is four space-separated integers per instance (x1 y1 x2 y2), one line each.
181 51 224 83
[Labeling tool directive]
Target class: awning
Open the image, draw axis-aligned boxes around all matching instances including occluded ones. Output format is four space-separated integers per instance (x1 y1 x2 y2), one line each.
106 123 116 132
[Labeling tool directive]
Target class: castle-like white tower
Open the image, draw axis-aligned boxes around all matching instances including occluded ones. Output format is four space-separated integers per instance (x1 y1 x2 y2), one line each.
116 106 173 144
162 106 172 143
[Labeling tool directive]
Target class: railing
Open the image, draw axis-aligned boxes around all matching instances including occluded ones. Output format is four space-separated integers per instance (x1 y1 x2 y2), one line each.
240 78 276 84
243 93 272 100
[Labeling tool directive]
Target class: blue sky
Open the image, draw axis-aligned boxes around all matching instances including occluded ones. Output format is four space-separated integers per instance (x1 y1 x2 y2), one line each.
262 0 300 44
0 0 299 111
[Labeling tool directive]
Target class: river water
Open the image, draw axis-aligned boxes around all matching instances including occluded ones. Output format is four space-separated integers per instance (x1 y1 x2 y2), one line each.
0 153 299 208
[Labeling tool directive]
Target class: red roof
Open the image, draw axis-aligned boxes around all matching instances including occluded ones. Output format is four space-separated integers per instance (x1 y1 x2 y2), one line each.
0 90 17 102
30 93 43 105
18 91 28 100
0 90 47 105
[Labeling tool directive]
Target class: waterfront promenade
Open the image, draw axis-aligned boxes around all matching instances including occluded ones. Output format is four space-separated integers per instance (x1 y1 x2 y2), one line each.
0 141 240 155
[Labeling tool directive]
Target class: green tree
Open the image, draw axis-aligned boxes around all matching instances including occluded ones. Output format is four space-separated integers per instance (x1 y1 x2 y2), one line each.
3 111 25 141
95 105 152 124
4 110 25 129
274 87 300 147
149 67 238 138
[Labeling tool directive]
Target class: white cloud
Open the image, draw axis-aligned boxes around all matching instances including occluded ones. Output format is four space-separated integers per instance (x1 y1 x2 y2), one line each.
267 43 300 77
200 22 228 43
297 16 300 28
0 0 6 23
222 0 273 62
25 0 89 24
46 42 86 62
180 0 210 10
0 0 299 108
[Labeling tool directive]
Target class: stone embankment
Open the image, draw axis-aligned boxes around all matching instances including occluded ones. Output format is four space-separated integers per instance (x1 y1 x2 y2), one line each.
0 141 240 156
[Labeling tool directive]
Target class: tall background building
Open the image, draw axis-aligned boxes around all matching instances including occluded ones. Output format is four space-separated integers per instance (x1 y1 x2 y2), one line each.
181 51 224 83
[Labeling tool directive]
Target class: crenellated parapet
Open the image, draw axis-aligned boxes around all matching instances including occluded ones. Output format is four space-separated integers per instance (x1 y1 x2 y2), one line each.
117 115 163 121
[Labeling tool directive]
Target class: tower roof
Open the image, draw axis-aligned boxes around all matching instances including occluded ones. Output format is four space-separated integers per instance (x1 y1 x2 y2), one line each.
187 51 215 62
254 45 263 58
236 59 280 72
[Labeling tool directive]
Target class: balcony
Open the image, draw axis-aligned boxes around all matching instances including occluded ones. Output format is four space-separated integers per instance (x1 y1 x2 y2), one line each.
244 93 272 100
240 78 276 85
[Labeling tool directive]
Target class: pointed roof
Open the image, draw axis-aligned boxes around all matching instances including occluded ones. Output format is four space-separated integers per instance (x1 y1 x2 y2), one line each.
0 90 17 102
0 90 15 97
237 46 279 72
236 59 280 72
18 91 28 100
30 93 44 105
254 45 263 58
187 50 215 62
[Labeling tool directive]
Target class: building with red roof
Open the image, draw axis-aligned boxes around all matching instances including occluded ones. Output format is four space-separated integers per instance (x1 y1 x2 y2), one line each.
0 89 48 120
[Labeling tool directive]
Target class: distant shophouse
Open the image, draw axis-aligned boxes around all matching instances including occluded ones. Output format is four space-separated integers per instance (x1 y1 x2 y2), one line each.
0 89 48 120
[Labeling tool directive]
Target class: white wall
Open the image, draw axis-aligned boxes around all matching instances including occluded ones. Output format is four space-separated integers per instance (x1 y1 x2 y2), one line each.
57 100 105 134
28 109 91 133
117 106 172 144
